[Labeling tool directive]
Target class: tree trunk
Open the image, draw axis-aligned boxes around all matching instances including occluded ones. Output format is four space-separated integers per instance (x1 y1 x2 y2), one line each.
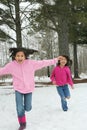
58 16 70 56
73 43 80 78
14 0 22 47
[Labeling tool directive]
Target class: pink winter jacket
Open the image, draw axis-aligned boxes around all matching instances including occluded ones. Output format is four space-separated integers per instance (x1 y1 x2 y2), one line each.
0 58 57 93
50 66 73 88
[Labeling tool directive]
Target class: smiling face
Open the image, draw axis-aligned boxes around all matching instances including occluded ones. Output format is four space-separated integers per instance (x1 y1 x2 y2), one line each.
59 56 67 67
15 51 26 64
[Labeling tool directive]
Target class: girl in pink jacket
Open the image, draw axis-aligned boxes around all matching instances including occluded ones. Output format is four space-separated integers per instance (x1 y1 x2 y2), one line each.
0 47 60 130
50 55 74 112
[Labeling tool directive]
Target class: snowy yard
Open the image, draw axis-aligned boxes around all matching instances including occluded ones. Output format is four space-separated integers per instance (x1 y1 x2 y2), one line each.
0 83 87 130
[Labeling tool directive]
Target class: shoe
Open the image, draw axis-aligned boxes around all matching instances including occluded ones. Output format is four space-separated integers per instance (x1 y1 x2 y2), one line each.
18 126 25 130
18 123 26 130
64 109 68 111
18 125 26 130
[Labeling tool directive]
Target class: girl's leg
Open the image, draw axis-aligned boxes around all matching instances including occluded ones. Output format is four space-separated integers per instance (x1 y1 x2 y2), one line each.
63 85 70 99
24 92 32 112
56 86 68 111
15 91 26 129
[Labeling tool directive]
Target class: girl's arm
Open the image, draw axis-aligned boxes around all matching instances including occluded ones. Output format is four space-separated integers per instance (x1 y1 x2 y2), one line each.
33 56 62 71
66 67 74 89
0 63 12 76
50 68 57 85
33 58 57 71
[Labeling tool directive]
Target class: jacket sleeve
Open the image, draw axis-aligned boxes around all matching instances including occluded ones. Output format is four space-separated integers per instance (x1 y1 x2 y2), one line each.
50 68 56 84
66 67 73 87
0 63 12 76
33 58 57 71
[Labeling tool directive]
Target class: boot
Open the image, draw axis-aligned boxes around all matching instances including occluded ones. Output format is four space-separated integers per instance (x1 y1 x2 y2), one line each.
18 115 26 130
18 122 26 130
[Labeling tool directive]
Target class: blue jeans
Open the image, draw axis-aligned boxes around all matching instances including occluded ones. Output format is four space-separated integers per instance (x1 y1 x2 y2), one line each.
56 85 70 111
15 91 32 117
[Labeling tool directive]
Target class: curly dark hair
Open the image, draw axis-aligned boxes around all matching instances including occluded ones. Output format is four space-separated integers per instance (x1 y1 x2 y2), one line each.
57 55 72 67
9 47 38 60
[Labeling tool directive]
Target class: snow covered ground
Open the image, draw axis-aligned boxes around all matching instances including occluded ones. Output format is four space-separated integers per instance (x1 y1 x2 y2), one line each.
0 82 87 130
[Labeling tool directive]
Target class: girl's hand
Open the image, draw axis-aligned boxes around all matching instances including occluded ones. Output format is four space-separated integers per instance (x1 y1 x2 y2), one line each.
57 56 63 61
52 81 56 85
71 86 74 89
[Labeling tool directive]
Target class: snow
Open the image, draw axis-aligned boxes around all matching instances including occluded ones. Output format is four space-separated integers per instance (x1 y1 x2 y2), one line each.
80 72 87 79
0 82 87 130
0 3 9 10
0 25 16 40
